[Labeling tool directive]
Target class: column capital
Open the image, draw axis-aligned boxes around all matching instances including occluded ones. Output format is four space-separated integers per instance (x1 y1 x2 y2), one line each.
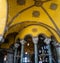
54 42 60 47
20 40 26 45
14 43 20 48
32 37 38 44
44 38 51 45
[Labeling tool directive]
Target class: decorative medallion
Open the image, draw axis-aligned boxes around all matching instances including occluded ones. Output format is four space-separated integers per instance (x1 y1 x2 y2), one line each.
50 3 57 10
32 11 40 17
34 0 51 6
35 1 43 6
17 0 25 5
32 28 38 32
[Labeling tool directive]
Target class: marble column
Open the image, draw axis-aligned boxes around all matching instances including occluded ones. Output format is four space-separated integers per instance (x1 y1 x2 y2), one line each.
44 38 52 63
14 43 19 63
54 42 60 63
6 53 13 63
20 40 26 63
33 37 38 63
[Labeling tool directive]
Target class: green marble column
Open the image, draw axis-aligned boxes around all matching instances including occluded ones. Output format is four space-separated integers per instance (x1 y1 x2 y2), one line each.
33 37 38 63
14 43 19 63
20 40 26 63
54 42 60 63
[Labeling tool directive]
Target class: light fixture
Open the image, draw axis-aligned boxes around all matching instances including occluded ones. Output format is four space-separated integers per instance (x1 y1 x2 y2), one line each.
27 43 30 46
25 52 28 54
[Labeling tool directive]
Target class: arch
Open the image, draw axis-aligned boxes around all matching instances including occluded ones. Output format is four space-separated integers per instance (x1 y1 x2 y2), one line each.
15 25 52 40
1 32 18 49
4 21 60 42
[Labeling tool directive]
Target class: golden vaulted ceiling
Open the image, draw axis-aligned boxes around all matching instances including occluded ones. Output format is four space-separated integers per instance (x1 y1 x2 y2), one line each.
0 0 60 48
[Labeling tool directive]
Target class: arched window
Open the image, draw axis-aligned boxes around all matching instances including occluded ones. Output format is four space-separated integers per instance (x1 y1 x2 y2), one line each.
23 35 34 63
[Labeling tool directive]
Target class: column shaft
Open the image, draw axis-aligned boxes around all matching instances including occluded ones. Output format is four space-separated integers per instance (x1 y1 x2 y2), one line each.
53 42 60 63
6 53 13 63
20 44 24 63
33 37 38 63
47 44 52 63
56 46 60 63
20 40 26 63
34 44 38 63
14 48 17 63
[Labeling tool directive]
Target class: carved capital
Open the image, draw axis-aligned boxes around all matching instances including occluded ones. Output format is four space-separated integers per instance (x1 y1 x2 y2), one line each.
32 37 38 44
44 38 51 45
14 43 20 48
20 40 26 45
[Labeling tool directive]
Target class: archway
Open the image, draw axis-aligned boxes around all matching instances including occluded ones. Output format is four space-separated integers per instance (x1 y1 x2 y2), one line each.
13 24 58 63
1 23 60 63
